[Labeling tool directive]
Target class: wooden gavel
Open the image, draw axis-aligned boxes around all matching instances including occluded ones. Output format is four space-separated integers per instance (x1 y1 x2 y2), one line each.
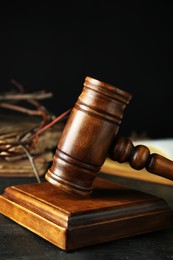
45 76 173 196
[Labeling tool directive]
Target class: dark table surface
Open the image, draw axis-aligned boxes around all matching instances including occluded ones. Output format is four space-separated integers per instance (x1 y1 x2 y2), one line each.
0 176 173 260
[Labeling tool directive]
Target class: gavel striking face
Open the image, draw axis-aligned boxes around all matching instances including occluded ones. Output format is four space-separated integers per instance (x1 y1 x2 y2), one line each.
45 76 173 196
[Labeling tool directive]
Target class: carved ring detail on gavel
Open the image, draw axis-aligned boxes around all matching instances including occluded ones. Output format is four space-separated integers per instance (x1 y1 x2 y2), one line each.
46 76 173 196
109 136 173 181
46 76 132 196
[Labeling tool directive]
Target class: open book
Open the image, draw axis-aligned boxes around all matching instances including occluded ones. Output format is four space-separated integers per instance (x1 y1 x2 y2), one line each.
101 138 173 208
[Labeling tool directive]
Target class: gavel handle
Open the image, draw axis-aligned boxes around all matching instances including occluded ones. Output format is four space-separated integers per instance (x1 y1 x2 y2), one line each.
109 136 173 181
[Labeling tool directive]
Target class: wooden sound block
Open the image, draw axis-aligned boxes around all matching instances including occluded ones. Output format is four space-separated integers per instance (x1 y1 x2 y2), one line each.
0 178 172 250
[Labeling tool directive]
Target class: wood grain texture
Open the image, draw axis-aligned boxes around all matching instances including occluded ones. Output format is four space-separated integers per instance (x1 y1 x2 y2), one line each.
0 178 172 250
109 136 173 181
1 177 173 259
46 76 132 195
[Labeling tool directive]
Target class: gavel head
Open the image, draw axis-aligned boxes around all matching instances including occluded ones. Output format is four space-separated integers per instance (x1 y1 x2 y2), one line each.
45 76 132 196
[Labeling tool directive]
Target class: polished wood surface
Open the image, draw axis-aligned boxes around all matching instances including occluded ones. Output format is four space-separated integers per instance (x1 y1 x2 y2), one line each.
46 76 132 195
0 177 172 251
1 177 173 259
109 136 173 181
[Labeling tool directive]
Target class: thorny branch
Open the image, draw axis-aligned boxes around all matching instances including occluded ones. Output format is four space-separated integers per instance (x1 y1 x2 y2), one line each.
0 79 71 182
0 91 53 101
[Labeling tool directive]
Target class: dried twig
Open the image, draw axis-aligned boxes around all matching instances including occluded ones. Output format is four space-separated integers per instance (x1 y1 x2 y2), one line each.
0 102 47 116
21 145 41 183
29 108 71 150
0 91 53 101
0 79 70 182
11 79 25 92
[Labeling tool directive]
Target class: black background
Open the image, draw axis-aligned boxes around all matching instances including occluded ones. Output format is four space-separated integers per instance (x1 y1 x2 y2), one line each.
0 1 173 138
